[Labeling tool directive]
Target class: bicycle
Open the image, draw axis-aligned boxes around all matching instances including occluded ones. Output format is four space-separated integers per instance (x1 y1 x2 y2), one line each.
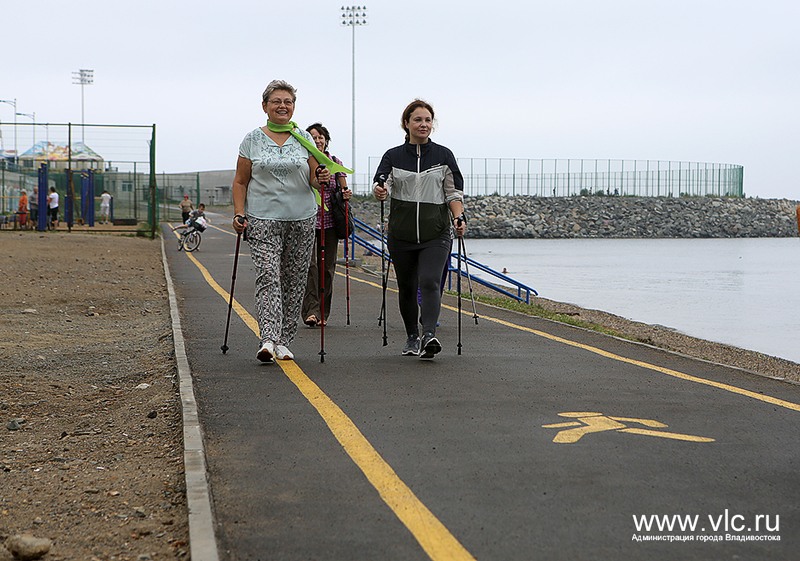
177 226 202 252
174 212 208 252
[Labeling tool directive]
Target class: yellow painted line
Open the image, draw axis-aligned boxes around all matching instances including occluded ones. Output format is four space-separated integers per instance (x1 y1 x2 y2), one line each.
169 226 257 332
619 428 715 442
172 237 476 561
336 268 397 293
437 300 800 413
340 266 800 412
279 360 476 561
179 227 799 408
207 223 236 236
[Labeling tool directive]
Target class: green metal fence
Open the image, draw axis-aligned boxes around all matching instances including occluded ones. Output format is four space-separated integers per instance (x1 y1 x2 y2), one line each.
155 172 202 222
365 157 744 198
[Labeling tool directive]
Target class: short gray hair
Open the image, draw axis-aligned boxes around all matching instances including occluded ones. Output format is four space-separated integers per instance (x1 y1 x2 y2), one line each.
262 80 297 103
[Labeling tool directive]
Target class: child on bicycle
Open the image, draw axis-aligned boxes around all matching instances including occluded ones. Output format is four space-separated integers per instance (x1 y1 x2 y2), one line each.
186 203 208 232
173 203 208 232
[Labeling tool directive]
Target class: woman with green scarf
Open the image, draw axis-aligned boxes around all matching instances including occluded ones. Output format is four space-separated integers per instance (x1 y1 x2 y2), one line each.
231 79 338 363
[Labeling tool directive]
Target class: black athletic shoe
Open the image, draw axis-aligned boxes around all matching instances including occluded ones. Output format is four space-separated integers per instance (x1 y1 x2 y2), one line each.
402 335 421 356
419 332 441 359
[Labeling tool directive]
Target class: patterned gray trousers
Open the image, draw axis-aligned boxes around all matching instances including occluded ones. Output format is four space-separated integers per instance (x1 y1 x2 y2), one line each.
247 216 315 347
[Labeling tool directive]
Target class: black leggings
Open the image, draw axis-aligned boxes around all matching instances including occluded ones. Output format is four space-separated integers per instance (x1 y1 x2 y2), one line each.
387 234 451 337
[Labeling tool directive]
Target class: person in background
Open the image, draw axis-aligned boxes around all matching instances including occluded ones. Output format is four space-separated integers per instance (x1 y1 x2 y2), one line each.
17 190 29 229
231 79 334 363
301 122 352 328
373 99 466 360
47 187 59 229
100 190 112 224
179 194 194 224
29 188 38 228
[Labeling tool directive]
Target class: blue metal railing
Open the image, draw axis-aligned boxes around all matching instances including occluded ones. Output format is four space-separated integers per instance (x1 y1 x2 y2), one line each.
350 216 538 303
348 218 390 261
444 254 538 304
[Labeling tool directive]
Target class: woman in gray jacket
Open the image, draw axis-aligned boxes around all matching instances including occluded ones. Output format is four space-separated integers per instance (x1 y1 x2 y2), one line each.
373 99 466 359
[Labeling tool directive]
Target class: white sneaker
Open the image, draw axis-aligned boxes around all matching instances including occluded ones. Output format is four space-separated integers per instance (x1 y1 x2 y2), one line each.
275 345 294 360
257 341 275 363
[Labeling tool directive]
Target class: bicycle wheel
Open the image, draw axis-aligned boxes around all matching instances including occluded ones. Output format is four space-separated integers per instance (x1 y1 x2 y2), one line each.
183 231 201 252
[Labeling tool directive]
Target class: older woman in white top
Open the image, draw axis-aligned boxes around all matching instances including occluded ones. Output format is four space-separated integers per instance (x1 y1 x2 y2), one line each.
232 79 331 363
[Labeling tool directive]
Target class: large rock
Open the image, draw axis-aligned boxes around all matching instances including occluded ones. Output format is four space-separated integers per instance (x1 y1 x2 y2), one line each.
4 535 52 561
353 196 799 239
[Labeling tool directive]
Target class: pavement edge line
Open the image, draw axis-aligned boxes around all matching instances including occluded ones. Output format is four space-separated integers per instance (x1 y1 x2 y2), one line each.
466 311 800 413
161 234 221 561
344 269 800 412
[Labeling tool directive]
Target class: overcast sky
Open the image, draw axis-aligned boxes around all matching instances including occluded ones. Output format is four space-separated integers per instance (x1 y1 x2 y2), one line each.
2 0 798 199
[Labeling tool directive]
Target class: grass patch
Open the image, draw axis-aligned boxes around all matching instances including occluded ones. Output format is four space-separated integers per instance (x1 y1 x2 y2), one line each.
447 291 636 341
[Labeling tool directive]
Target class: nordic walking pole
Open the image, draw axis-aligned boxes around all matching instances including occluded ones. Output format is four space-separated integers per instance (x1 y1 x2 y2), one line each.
457 228 463 356
221 215 246 354
459 235 480 324
316 165 327 363
376 174 388 346
344 196 351 326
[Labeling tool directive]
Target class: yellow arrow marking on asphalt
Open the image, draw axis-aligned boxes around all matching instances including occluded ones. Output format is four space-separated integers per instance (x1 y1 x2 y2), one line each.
543 412 715 444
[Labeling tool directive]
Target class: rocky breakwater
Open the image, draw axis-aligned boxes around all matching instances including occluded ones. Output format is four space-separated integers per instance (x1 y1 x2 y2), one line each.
466 196 800 238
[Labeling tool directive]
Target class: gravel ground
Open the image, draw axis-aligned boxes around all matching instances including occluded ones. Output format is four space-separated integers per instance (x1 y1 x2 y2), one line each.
1 232 188 561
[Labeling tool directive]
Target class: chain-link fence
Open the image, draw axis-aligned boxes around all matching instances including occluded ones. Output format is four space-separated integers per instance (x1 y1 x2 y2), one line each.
365 157 744 198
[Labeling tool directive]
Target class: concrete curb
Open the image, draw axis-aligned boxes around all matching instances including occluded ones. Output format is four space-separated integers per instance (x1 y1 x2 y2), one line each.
160 236 220 561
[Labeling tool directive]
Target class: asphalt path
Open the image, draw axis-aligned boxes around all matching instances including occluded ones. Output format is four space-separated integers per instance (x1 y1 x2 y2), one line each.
163 219 799 561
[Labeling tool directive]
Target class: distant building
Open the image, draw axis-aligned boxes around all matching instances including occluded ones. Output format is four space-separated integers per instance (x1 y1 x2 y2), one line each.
18 141 104 171
0 149 17 164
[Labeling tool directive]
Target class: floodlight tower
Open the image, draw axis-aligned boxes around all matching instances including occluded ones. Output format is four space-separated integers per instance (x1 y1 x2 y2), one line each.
340 5 367 187
72 69 94 143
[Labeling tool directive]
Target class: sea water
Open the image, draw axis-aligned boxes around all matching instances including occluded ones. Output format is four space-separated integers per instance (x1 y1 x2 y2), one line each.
464 238 800 364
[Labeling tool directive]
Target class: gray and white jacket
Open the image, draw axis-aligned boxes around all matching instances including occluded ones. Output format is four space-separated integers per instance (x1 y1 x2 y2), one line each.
373 140 464 244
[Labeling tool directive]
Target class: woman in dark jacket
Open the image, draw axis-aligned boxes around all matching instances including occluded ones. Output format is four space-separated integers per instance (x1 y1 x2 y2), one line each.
373 99 467 359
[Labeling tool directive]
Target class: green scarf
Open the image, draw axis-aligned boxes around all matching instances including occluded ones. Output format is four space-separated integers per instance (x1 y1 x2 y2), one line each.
266 121 354 175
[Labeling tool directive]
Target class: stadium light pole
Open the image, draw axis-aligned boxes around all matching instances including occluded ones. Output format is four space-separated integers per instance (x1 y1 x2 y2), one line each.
72 69 94 144
0 98 18 164
340 5 367 188
16 111 36 167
